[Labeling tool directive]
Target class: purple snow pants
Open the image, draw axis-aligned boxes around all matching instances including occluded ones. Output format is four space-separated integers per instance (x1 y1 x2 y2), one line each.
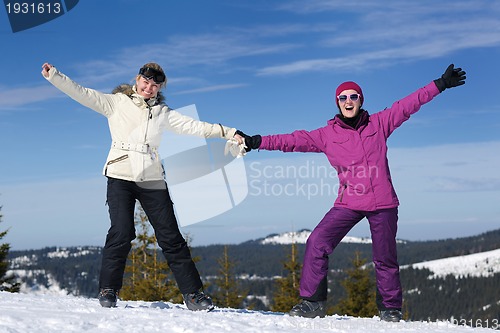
299 206 402 310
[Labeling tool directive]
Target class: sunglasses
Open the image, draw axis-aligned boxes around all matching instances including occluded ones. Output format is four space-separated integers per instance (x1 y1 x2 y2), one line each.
139 67 166 84
337 94 360 103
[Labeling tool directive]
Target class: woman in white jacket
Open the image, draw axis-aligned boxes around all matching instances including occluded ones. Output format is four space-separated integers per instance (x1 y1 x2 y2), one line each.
42 62 244 311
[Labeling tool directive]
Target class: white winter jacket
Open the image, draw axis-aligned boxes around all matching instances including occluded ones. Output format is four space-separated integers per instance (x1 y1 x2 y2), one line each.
44 67 237 182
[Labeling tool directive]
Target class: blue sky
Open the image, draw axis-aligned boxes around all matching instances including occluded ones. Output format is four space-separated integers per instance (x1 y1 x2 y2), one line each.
1 0 500 250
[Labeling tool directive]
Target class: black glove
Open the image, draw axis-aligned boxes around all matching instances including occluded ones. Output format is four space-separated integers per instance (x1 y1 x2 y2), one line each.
236 130 262 152
434 64 466 92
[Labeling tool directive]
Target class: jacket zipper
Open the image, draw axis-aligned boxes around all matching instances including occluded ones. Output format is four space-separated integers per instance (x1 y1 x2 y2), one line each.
141 106 152 181
144 107 152 142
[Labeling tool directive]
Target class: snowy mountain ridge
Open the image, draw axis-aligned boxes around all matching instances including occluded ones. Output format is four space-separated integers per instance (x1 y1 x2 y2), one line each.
259 229 375 245
9 246 101 267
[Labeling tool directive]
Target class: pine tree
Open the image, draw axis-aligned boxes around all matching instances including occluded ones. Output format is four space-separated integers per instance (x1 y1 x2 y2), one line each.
212 245 247 308
271 242 302 312
0 206 20 292
334 251 378 317
120 204 181 303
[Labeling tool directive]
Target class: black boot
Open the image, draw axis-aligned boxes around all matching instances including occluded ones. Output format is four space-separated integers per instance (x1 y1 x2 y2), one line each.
379 309 403 322
98 288 118 308
183 290 214 311
289 300 326 318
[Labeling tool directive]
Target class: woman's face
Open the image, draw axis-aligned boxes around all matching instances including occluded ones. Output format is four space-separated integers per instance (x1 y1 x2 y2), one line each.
136 75 161 99
338 89 362 118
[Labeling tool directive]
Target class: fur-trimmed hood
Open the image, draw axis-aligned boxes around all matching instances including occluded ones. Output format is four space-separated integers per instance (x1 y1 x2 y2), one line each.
112 83 165 104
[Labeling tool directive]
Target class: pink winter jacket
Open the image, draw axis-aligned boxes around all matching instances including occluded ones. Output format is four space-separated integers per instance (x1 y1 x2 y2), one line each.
259 82 441 211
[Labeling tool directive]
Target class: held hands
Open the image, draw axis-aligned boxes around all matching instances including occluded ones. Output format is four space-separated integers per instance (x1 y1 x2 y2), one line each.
236 130 262 152
224 130 261 158
434 64 466 92
224 131 246 158
224 139 247 158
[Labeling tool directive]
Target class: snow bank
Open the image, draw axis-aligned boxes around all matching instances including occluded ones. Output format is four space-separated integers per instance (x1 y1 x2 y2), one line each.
0 292 495 333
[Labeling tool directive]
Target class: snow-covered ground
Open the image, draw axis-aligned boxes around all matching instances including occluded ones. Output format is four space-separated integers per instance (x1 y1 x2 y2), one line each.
406 248 500 278
0 292 496 333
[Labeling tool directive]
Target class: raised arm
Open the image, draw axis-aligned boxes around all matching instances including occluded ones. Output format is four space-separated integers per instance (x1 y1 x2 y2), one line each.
41 63 116 117
376 64 466 137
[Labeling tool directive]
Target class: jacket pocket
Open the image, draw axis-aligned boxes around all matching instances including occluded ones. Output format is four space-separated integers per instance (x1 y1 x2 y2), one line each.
104 154 129 176
330 135 349 144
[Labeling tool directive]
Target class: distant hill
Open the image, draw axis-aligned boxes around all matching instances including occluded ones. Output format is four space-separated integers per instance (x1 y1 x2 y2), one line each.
192 228 500 277
405 248 500 278
253 229 373 245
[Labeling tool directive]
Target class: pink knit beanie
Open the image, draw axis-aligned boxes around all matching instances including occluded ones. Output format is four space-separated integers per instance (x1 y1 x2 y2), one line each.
335 81 364 108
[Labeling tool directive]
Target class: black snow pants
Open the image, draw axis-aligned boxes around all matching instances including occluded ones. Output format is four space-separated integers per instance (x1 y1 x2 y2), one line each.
99 177 203 294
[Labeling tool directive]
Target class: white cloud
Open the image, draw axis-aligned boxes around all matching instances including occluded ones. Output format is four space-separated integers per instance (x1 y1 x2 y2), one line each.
277 0 500 17
4 1 500 106
258 1 500 76
0 85 64 110
388 141 500 192
1 31 297 108
173 83 248 95
84 34 297 77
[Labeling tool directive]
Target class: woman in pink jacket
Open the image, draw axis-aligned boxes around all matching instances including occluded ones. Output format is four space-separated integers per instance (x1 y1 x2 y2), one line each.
238 64 466 321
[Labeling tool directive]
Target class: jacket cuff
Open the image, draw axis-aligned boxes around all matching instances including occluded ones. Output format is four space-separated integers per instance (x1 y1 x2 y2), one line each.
259 135 268 150
433 78 446 93
44 66 58 81
220 125 237 140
